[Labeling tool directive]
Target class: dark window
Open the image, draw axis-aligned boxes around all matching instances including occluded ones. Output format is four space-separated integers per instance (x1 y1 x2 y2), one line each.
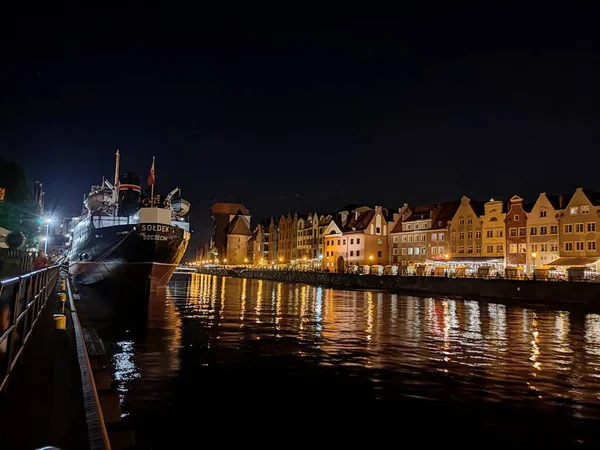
356 250 360 257
377 251 382 257
357 238 361 244
350 250 354 256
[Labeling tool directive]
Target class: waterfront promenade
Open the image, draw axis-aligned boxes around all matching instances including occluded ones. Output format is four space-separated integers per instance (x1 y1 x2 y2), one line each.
197 267 600 308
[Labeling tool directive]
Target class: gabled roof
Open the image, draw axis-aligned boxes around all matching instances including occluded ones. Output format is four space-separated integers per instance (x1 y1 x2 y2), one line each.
342 209 376 232
227 215 252 236
404 204 437 222
431 201 460 229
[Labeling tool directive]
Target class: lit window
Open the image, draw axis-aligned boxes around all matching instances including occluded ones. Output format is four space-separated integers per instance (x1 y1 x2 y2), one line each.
432 247 438 255
408 248 413 255
431 233 437 241
415 247 420 255
509 244 517 253
570 207 579 215
377 239 382 245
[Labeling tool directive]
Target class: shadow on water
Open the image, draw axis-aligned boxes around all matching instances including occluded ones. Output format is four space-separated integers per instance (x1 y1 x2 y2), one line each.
78 274 600 448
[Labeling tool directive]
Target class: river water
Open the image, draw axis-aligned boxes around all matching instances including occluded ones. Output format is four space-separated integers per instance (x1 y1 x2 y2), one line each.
83 274 600 448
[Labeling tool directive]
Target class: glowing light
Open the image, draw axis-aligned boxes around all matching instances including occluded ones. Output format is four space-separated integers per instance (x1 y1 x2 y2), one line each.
279 257 283 262
369 255 374 260
244 258 248 263
531 252 537 259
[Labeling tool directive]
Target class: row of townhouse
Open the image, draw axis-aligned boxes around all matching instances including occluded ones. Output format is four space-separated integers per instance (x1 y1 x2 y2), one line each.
211 188 600 274
391 188 600 276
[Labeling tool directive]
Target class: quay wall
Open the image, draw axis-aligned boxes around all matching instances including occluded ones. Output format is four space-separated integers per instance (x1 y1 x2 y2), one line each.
197 268 600 306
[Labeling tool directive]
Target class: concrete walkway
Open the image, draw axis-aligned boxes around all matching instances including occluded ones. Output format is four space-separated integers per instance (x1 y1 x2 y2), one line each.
0 299 89 449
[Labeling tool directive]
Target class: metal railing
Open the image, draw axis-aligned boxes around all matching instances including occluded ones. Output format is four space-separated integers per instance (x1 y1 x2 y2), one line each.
0 265 59 393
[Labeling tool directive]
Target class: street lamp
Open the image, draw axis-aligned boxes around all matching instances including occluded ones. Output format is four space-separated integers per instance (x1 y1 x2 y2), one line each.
369 255 374 261
531 252 537 277
44 218 52 254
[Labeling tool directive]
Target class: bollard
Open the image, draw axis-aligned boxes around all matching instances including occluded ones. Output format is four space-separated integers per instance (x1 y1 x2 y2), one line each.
58 292 67 313
53 314 66 330
59 279 67 292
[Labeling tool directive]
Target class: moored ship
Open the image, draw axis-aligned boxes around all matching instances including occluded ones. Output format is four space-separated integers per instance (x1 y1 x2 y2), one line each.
68 151 190 290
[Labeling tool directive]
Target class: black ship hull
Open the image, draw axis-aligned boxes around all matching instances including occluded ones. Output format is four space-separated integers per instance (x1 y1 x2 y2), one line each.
69 223 189 290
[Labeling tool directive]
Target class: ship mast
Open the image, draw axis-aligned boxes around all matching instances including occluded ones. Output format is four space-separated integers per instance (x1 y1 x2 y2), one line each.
113 149 120 204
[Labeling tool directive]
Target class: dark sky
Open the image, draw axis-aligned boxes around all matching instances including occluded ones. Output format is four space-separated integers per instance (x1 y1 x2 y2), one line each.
2 4 599 249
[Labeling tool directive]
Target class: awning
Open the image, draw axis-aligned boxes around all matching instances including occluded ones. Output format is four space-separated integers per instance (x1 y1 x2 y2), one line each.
547 256 599 267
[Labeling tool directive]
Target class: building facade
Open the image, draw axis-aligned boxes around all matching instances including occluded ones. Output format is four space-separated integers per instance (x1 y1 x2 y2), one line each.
556 188 600 271
323 206 390 272
505 195 529 271
481 199 505 260
525 193 564 271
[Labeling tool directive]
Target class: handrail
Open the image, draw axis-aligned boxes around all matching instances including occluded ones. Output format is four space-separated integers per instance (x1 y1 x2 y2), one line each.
0 265 60 393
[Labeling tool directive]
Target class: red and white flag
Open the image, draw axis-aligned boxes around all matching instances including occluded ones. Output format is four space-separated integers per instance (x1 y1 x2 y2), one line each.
148 157 155 186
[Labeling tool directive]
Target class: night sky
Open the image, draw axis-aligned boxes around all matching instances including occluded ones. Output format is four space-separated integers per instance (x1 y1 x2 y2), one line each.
2 5 599 250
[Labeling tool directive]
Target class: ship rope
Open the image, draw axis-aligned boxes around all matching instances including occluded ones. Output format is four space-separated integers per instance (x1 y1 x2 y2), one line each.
70 228 135 276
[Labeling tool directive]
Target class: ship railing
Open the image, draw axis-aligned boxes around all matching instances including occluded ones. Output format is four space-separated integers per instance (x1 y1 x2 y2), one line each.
0 265 60 393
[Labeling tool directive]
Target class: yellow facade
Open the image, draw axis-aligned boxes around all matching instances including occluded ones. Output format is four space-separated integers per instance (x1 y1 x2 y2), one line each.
558 188 600 261
481 200 505 259
448 196 483 258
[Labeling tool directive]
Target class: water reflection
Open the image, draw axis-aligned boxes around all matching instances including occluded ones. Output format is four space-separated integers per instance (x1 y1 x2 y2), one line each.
87 274 600 446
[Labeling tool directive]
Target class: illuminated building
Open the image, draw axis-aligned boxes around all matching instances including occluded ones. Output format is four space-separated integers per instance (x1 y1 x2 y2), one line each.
322 205 391 272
